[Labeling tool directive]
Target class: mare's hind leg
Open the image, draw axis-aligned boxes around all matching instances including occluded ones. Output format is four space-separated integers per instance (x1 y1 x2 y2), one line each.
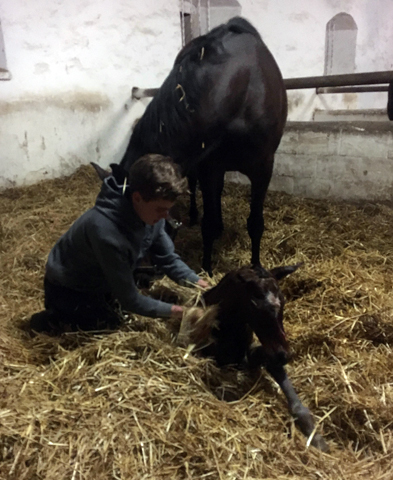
188 172 198 226
198 167 225 275
245 154 274 266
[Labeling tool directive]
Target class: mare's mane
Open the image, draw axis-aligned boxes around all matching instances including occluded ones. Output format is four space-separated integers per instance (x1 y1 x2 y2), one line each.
122 17 263 172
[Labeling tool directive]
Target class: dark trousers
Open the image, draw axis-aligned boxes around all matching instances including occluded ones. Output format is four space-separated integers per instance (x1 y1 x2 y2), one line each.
42 278 123 332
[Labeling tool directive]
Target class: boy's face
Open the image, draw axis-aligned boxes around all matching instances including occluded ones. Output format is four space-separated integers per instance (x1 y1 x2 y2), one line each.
132 191 175 225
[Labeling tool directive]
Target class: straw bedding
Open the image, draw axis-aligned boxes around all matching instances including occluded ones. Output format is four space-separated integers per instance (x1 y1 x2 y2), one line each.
1 165 393 479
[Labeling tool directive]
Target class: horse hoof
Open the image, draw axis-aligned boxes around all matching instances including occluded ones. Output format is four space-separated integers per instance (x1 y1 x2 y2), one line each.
292 406 329 452
309 432 329 453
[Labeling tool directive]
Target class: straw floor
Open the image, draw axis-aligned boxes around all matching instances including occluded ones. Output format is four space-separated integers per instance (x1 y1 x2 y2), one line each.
1 165 393 479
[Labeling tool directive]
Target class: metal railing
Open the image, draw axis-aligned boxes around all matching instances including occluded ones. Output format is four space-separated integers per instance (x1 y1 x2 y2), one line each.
131 70 393 120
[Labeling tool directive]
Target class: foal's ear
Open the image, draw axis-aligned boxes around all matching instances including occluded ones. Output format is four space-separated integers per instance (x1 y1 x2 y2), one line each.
269 262 303 281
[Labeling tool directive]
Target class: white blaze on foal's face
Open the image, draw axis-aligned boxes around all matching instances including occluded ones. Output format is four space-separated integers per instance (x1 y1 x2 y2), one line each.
266 290 281 314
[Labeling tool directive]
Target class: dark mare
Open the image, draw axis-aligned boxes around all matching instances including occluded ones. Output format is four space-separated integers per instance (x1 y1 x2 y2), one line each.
100 17 287 274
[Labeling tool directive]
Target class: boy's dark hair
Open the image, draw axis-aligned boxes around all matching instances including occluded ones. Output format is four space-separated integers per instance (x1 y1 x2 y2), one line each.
128 154 187 202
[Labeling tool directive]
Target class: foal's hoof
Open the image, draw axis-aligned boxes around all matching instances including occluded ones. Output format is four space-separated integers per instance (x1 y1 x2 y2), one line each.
292 405 329 452
308 432 329 453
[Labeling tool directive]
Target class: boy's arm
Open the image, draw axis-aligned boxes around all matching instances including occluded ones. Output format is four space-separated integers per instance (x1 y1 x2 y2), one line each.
89 222 175 318
149 222 201 285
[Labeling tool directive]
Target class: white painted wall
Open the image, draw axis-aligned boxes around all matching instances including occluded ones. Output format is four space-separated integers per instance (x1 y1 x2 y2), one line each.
0 0 181 188
0 0 392 189
239 0 393 120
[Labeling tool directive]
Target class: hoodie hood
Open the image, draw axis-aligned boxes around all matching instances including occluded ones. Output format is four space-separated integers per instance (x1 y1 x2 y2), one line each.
94 176 144 233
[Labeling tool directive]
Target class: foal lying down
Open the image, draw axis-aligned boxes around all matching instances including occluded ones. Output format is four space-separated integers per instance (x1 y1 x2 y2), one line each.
178 264 328 452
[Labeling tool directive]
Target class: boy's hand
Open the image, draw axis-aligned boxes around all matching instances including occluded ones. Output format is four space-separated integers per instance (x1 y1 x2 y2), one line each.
170 305 184 319
196 279 209 289
171 305 205 320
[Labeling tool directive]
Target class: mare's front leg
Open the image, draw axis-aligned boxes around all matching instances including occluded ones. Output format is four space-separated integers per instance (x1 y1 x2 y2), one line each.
245 154 274 267
198 168 225 275
267 365 329 452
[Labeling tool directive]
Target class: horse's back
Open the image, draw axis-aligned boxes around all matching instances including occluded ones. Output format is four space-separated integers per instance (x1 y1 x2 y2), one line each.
194 26 286 134
120 17 287 272
181 20 287 171
176 16 286 119
123 17 287 170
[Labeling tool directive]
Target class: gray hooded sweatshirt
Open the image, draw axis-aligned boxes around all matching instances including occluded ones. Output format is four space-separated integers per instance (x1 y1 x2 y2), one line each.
45 176 200 318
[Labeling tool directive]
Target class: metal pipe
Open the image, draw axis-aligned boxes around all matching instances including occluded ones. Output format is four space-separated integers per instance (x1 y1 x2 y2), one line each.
132 72 393 100
285 70 393 90
131 87 159 100
317 85 389 94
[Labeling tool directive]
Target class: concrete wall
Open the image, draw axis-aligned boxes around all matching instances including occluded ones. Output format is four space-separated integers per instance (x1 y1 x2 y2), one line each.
0 0 180 188
274 122 393 201
227 122 393 201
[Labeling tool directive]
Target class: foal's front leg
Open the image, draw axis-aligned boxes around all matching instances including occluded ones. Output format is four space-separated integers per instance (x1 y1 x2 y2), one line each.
267 365 329 452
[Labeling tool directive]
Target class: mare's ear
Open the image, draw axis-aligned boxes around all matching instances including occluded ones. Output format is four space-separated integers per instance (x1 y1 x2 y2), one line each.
90 162 129 185
109 164 129 185
91 162 111 181
269 262 303 281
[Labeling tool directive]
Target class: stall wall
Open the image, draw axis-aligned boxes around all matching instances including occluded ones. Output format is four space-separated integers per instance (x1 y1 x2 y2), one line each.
238 0 393 120
0 0 392 190
0 0 180 188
